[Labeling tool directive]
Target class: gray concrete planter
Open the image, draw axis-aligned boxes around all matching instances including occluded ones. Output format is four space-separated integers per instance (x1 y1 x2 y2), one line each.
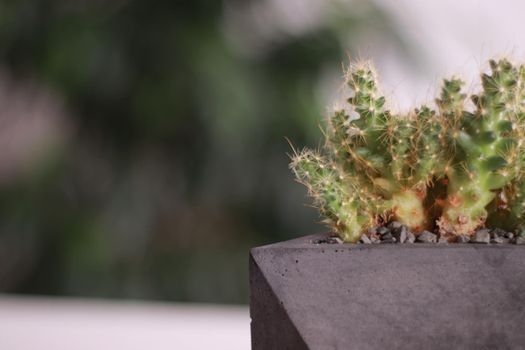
250 232 525 349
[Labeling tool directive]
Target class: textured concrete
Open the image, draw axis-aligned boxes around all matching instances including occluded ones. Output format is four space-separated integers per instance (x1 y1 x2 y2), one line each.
250 233 525 349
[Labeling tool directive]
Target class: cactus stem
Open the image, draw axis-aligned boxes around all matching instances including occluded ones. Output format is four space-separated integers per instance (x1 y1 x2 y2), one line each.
389 189 427 232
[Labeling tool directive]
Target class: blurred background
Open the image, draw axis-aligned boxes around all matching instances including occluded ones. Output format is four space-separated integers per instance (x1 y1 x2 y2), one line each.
1 0 525 348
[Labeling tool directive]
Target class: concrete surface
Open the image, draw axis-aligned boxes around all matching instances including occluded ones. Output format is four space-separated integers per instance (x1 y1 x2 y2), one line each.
250 233 525 349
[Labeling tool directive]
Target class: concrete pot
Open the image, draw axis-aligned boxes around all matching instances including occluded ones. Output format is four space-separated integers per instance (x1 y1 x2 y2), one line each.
250 232 525 349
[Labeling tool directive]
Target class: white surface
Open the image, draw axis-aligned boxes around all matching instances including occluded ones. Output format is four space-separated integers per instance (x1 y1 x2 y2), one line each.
0 296 250 350
372 0 525 110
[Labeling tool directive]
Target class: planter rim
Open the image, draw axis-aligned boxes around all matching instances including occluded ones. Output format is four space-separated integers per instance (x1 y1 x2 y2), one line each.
253 232 525 251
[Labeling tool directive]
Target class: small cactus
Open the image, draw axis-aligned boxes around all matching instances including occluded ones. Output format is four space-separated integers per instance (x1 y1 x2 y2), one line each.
290 58 525 242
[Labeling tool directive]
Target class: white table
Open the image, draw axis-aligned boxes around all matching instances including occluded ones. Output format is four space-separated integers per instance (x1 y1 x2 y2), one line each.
0 295 250 350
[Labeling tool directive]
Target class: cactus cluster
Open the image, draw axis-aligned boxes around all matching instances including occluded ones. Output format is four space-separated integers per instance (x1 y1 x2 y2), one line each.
291 58 525 242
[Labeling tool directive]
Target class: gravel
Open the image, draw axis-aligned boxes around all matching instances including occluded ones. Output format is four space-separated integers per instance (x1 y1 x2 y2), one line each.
472 229 491 244
316 225 524 245
491 228 508 238
438 236 449 244
388 221 402 230
515 237 525 245
416 230 437 243
314 236 341 244
491 236 509 244
370 235 381 244
381 232 395 243
392 226 408 243
377 227 390 235
456 235 470 243
360 234 372 244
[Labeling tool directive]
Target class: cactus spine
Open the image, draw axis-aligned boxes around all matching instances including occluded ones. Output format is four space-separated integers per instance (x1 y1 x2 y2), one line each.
291 58 525 242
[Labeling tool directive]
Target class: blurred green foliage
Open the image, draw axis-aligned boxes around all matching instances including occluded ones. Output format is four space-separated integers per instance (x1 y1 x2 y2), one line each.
0 0 405 303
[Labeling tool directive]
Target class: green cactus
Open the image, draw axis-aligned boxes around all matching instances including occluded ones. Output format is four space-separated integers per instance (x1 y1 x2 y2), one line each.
437 60 525 237
291 58 525 242
290 150 374 242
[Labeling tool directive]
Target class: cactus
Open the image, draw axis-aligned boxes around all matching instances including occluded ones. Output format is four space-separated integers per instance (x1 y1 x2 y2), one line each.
436 60 525 236
291 58 525 242
290 150 374 242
